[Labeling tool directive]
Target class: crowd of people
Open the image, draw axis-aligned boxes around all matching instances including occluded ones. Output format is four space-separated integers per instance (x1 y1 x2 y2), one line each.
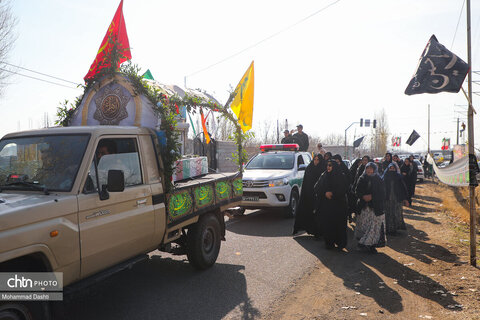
293 152 420 253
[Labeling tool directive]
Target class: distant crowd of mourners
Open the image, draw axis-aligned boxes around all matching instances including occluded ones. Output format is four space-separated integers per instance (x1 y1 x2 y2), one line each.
293 152 420 253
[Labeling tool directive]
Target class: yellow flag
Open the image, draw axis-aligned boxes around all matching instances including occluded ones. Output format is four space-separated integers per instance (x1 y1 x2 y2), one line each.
230 61 254 132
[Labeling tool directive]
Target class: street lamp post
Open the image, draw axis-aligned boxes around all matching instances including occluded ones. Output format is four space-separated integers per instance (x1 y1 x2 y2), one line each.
345 122 359 160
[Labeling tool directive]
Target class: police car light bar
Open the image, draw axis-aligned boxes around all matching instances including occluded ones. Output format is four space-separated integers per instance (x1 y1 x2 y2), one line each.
260 144 299 152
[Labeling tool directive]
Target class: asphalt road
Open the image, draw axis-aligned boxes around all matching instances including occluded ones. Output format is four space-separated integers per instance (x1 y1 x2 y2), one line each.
63 210 324 320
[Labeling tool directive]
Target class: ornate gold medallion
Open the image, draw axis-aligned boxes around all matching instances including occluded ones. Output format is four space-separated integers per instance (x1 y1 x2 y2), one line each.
93 84 130 125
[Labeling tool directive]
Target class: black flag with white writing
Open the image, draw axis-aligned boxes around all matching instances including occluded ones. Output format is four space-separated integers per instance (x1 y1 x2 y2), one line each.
353 136 365 148
405 35 469 95
406 130 420 146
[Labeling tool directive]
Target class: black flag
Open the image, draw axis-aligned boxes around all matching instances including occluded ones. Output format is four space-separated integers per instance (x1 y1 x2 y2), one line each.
353 136 365 148
405 35 469 95
406 130 420 146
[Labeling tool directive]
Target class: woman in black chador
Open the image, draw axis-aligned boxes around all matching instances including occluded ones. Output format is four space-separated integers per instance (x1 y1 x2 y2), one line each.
314 160 349 250
332 154 352 184
382 163 408 235
354 162 387 253
400 158 415 205
293 154 325 236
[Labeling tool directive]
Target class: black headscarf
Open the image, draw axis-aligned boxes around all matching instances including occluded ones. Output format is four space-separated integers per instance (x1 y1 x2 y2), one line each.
332 154 352 184
382 152 393 171
355 162 386 216
304 153 325 188
383 163 408 201
354 155 371 186
324 152 332 161
315 160 343 197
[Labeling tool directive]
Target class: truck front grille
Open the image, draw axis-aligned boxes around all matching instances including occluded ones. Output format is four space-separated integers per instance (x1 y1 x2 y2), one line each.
243 180 269 188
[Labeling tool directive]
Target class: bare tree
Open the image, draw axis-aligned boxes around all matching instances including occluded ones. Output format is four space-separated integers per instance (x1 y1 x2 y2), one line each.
214 114 236 141
0 0 16 96
323 133 344 146
252 119 276 144
370 108 389 156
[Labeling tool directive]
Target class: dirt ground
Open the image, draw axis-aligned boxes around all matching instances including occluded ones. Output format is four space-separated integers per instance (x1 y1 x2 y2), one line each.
263 180 480 320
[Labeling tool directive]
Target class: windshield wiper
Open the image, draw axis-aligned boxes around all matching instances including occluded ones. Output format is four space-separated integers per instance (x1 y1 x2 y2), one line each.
2 181 50 195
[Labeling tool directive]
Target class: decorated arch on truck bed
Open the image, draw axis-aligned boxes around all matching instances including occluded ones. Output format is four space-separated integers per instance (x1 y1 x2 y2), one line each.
57 62 248 191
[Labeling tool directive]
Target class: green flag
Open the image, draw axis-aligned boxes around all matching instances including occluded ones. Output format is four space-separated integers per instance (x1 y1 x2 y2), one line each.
142 69 154 80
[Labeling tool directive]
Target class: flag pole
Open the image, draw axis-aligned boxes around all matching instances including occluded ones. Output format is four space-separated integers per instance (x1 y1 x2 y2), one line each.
466 0 477 267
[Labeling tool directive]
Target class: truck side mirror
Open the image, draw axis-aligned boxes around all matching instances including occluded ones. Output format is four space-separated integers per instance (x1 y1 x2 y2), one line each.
298 164 307 171
107 170 125 192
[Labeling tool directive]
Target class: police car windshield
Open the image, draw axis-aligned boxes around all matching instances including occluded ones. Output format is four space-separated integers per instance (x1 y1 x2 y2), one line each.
246 153 294 170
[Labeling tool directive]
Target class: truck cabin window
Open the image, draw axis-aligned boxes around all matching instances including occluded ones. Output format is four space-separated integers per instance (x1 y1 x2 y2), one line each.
0 135 90 192
84 138 142 193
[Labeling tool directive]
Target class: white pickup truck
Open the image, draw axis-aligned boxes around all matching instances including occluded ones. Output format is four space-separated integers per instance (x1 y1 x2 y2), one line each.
240 144 312 217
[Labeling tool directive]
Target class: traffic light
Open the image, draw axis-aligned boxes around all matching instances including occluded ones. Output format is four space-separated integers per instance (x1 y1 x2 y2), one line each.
360 118 363 127
373 120 377 128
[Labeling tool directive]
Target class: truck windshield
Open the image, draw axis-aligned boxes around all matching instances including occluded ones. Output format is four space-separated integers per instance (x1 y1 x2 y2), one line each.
246 153 294 170
0 134 90 192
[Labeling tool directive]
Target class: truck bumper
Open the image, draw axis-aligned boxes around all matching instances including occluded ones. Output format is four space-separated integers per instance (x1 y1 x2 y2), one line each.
240 185 291 209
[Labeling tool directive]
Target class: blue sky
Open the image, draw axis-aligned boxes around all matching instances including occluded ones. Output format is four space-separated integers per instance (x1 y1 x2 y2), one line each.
1 0 480 153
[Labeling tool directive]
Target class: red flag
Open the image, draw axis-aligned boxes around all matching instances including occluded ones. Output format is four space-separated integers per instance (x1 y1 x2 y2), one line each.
175 103 180 114
200 109 211 144
84 0 131 81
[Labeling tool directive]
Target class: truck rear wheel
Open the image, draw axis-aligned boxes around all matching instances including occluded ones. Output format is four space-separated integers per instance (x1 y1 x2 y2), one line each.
284 189 299 218
186 213 222 270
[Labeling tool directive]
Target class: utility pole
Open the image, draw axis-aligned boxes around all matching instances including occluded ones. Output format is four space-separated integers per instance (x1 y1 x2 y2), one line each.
428 104 430 155
457 117 460 145
276 119 279 143
466 0 477 267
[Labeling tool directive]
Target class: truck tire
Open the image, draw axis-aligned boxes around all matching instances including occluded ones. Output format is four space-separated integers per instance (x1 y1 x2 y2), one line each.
0 302 48 320
284 189 299 218
186 213 222 270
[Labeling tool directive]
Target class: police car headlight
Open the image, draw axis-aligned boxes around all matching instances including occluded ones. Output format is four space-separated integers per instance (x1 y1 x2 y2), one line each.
268 178 289 187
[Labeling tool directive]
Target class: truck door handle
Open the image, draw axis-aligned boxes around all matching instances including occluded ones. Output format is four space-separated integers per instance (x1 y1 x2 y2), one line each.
136 199 147 206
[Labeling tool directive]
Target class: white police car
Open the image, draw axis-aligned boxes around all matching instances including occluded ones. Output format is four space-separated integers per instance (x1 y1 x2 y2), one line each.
240 144 312 218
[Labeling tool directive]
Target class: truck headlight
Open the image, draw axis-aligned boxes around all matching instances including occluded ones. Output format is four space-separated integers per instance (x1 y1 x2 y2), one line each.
268 178 288 187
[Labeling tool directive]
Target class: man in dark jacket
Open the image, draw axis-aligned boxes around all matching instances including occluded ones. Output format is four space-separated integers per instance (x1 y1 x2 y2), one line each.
281 130 295 144
292 124 309 151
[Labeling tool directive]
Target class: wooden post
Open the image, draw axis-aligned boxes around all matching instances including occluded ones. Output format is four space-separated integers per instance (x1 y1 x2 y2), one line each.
466 0 477 267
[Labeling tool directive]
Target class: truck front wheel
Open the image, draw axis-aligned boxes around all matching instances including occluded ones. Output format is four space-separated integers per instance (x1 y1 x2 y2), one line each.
0 303 35 320
186 213 222 270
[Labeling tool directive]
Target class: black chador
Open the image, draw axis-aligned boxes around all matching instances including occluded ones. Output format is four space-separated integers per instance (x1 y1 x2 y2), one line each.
293 154 325 236
314 160 349 249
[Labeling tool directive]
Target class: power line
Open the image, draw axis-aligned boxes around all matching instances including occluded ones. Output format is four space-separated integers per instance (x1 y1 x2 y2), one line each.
186 0 341 78
451 0 466 49
0 67 81 90
0 61 81 86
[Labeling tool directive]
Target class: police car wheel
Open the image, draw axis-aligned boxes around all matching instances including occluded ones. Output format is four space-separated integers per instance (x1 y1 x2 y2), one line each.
284 190 299 218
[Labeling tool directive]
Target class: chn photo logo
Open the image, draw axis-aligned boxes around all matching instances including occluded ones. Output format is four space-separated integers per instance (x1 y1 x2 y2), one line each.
7 275 33 289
